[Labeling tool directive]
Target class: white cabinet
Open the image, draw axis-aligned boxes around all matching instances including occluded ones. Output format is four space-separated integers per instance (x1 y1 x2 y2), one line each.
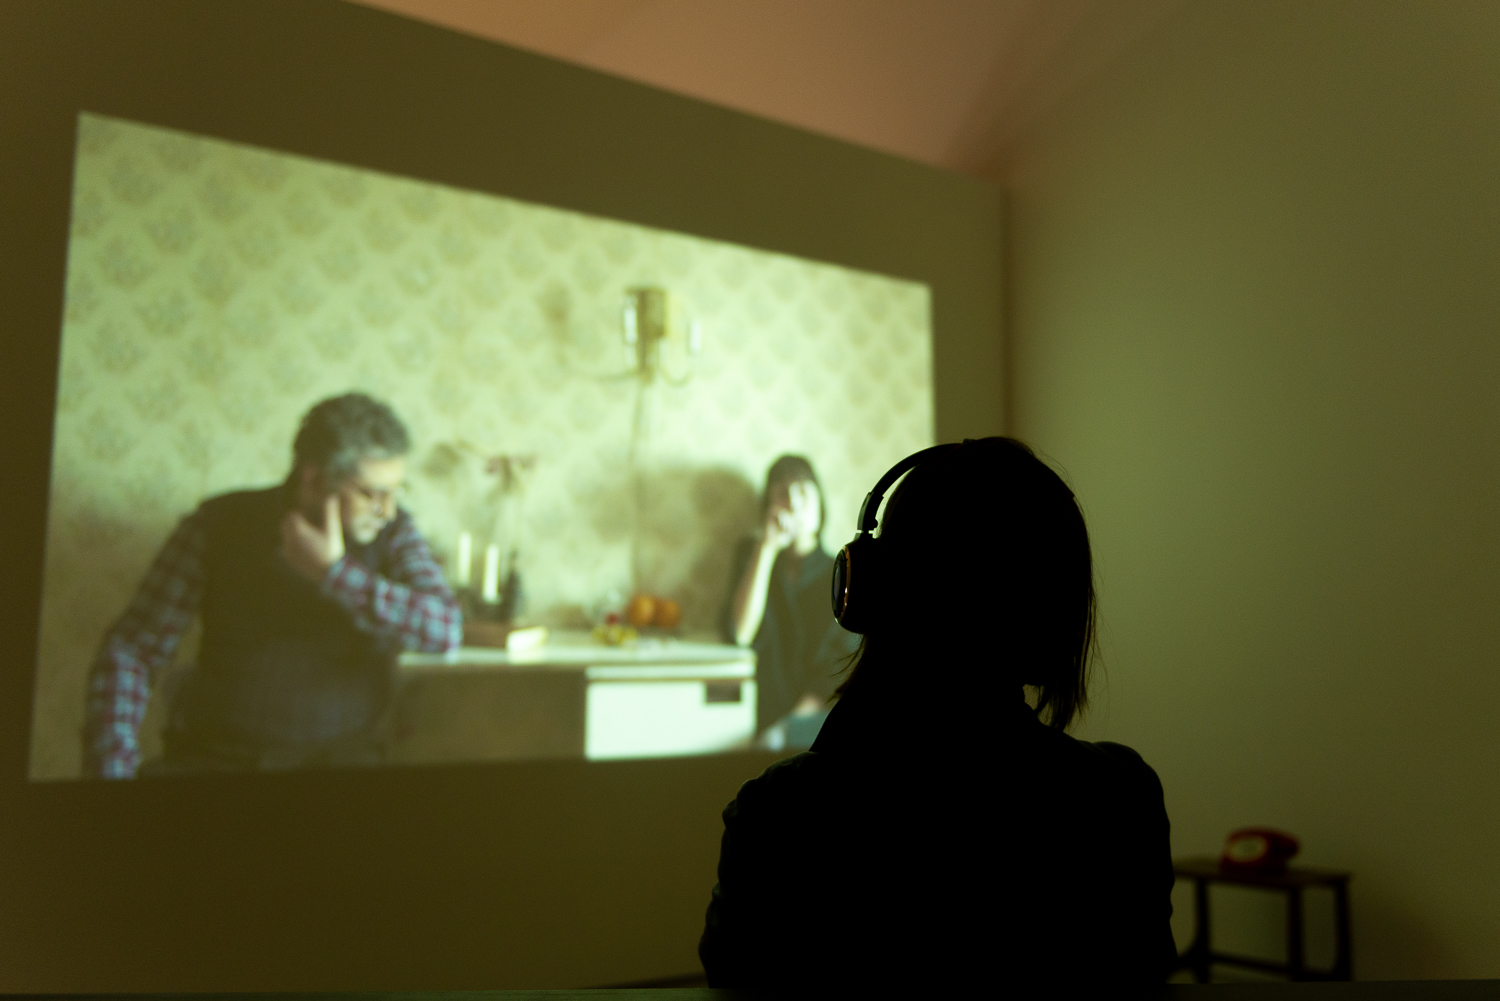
584 666 756 760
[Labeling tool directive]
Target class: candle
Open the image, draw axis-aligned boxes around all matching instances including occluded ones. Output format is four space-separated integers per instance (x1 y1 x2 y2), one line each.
455 532 472 588
481 543 500 603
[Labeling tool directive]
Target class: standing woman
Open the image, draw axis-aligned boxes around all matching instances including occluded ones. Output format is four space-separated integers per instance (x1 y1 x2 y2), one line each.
701 438 1176 989
722 455 858 744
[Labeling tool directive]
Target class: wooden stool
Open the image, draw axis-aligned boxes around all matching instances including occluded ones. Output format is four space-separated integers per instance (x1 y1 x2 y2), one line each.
1173 856 1352 982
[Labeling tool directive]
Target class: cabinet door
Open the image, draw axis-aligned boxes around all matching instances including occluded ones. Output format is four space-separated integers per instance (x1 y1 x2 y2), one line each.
585 677 757 760
391 670 586 764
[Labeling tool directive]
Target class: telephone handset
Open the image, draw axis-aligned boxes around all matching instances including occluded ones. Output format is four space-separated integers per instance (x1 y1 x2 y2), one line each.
1221 827 1300 873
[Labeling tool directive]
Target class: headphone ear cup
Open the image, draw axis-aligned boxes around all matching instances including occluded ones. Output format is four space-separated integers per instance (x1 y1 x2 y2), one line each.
831 545 853 626
831 535 882 633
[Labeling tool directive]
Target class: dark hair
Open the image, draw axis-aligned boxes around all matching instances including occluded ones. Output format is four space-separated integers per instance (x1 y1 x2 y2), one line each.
763 454 826 537
291 393 411 484
841 437 1096 730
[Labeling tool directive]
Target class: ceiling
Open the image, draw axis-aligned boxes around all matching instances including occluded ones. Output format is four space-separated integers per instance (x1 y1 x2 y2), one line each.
346 0 1183 181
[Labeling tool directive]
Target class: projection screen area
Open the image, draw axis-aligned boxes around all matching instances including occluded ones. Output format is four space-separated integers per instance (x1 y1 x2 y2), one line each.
31 112 935 782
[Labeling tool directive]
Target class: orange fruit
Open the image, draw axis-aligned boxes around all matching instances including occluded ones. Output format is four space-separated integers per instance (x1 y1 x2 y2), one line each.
625 593 657 627
654 598 682 629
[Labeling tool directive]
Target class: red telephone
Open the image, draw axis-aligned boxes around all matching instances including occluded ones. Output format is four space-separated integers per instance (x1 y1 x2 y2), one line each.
1220 828 1300 873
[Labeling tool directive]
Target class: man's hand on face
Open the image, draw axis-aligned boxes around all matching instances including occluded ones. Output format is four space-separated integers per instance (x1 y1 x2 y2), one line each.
280 494 346 582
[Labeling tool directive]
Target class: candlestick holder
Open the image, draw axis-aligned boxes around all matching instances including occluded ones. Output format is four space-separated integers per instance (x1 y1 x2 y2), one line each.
455 561 521 625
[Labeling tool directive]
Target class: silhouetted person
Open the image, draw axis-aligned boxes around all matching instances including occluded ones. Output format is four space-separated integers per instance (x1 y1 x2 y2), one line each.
700 437 1176 988
722 455 858 745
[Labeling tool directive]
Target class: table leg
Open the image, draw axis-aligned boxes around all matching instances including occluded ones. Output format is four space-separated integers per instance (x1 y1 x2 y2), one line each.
1332 880 1352 980
1286 886 1305 981
1190 876 1212 983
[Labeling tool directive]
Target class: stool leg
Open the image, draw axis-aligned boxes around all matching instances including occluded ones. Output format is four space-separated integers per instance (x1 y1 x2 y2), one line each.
1286 886 1305 981
1190 877 1212 983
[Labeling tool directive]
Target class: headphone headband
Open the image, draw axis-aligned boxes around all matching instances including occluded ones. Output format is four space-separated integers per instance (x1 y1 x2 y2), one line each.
834 440 970 631
853 442 964 535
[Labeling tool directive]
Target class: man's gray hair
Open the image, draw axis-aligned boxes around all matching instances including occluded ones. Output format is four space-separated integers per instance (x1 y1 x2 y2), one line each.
292 393 410 483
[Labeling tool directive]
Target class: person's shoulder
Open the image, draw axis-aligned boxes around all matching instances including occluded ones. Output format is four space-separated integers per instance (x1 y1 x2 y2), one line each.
196 485 284 523
726 751 837 820
1087 738 1163 791
1062 739 1169 846
1087 739 1150 769
739 750 828 796
1026 721 1162 792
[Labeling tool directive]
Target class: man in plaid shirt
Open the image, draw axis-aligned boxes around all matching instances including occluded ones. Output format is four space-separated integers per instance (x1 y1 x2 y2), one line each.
83 393 462 778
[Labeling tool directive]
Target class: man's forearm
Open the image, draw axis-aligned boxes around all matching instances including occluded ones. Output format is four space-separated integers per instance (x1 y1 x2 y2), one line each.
81 513 206 778
323 558 462 652
82 638 154 778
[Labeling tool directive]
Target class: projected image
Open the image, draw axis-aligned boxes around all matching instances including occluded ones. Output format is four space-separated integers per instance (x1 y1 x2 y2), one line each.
29 113 934 780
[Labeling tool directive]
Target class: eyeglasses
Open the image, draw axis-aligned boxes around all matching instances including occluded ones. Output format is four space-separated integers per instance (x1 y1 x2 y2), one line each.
345 479 404 515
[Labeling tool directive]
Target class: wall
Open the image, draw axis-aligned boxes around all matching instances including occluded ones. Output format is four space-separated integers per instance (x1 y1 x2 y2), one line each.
1008 0 1500 979
32 113 931 780
0 0 1000 990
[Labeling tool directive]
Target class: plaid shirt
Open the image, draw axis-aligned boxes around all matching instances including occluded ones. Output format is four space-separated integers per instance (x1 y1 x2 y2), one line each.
83 504 462 778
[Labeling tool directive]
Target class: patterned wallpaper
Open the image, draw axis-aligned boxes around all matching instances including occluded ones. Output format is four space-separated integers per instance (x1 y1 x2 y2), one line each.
29 113 934 780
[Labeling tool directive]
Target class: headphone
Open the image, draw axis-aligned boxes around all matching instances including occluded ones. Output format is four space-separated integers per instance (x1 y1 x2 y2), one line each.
830 442 965 633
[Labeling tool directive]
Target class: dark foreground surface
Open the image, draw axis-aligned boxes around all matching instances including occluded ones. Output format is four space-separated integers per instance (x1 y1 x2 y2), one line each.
5 986 1500 999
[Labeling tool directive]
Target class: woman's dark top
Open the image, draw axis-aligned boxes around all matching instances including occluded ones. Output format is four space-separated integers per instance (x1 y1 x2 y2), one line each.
720 537 859 734
698 658 1177 988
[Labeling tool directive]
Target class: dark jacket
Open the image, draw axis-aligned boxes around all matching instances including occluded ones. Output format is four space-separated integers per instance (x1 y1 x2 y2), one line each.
699 655 1177 988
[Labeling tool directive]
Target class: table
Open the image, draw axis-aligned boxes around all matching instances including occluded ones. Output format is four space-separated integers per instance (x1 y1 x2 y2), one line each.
394 632 757 765
1174 856 1352 983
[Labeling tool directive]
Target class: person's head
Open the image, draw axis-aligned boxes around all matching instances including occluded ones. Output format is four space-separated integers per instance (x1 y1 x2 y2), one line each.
763 454 825 549
857 437 1095 729
291 393 411 545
